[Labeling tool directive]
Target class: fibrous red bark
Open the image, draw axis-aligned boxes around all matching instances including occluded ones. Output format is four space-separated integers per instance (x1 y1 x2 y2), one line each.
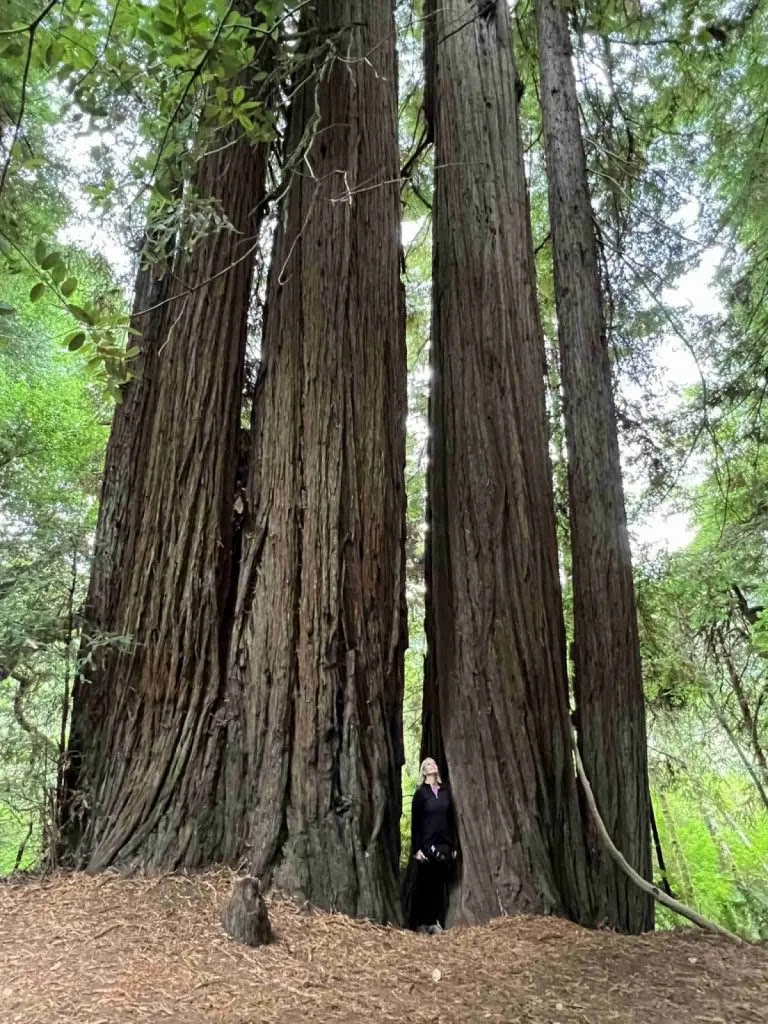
421 0 593 925
59 228 171 859
61 110 269 869
226 0 407 922
535 0 653 933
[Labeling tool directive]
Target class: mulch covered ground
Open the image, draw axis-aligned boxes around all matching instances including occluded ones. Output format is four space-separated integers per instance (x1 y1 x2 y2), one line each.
2 872 767 1023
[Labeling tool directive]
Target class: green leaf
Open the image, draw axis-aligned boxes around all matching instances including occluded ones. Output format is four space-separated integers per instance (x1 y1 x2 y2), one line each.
125 345 141 358
34 240 46 265
61 277 78 297
40 251 62 271
29 282 46 303
65 331 87 351
236 111 254 131
0 303 16 316
232 85 245 106
51 263 67 285
0 41 25 59
67 304 95 326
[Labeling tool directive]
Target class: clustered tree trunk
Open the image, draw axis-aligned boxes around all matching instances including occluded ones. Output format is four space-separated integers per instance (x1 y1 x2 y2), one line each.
225 0 407 922
59 224 173 858
535 0 653 933
420 0 593 925
61 114 269 869
60 0 653 934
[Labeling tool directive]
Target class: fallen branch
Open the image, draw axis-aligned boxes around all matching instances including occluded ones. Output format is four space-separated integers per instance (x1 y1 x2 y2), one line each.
571 731 744 943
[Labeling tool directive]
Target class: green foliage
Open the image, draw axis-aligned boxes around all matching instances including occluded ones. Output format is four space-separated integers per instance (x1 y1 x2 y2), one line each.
0 255 107 873
400 221 431 862
652 776 768 940
0 0 283 390
638 394 768 938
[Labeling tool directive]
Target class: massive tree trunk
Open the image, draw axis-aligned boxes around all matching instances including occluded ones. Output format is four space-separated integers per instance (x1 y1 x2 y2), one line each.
57 228 172 858
60 112 269 870
535 0 653 932
226 0 407 923
421 0 593 925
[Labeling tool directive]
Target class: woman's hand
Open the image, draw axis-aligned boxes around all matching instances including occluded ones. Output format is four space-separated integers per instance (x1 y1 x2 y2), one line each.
415 849 427 862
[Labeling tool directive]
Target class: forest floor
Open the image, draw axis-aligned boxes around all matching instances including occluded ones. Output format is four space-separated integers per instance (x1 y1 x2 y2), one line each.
2 872 767 1024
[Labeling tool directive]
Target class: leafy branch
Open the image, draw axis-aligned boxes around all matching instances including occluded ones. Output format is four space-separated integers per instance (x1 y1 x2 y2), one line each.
0 0 62 198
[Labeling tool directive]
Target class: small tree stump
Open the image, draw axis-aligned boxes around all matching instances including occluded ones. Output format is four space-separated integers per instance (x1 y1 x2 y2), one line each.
221 876 273 947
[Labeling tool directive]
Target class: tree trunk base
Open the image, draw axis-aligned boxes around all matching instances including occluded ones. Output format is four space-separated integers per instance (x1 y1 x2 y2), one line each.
221 877 273 947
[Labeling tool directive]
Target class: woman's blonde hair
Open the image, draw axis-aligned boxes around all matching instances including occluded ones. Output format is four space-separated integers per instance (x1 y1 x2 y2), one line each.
419 757 442 785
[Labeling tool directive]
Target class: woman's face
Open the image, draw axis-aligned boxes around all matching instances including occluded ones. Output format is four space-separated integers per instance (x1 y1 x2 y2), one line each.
423 758 438 779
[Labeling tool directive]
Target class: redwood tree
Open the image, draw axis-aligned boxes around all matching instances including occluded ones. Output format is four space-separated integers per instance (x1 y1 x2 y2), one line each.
60 97 270 869
535 0 653 932
421 0 593 924
226 0 407 922
58 234 170 858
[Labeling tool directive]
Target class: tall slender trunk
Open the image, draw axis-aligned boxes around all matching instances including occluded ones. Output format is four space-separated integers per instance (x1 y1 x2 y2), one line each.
60 108 270 870
422 0 592 925
535 0 653 932
226 0 407 923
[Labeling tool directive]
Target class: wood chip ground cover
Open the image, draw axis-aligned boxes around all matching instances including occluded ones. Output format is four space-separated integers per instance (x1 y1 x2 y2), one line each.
2 872 767 1023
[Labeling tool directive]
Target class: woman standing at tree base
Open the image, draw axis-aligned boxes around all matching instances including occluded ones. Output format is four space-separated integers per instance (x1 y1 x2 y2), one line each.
409 757 458 933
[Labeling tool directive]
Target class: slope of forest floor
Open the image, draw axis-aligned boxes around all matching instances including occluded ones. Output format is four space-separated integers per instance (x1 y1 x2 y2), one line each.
2 871 766 1024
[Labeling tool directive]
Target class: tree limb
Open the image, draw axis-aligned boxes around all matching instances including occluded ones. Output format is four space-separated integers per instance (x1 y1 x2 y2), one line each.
12 673 58 757
571 730 744 943
13 822 34 872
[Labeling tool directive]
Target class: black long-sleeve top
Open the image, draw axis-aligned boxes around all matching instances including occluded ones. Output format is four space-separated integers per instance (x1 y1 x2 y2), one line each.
410 782 457 856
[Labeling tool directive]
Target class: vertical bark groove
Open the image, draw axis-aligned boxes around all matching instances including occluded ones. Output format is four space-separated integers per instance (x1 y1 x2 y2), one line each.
58 228 172 858
422 0 593 925
61 115 270 869
535 0 653 932
227 0 407 923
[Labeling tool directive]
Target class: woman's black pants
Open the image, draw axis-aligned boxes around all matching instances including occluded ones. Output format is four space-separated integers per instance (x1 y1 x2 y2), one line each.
412 859 450 928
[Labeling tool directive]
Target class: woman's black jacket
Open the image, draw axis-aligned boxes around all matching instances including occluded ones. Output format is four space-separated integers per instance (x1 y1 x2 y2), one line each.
410 782 457 858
